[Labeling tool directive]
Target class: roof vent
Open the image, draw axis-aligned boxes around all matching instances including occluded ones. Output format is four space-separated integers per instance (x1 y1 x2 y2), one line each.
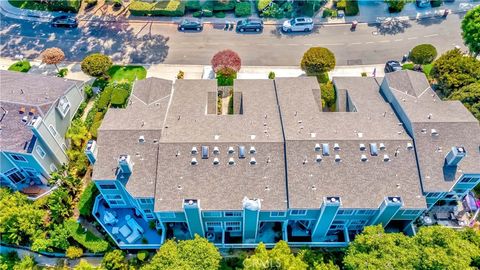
228 146 235 154
191 158 198 165
431 129 439 136
310 132 316 138
201 146 209 159
303 156 308 164
359 144 366 151
250 135 256 140
213 157 219 165
238 146 246 159
335 155 341 162
267 157 271 163
228 157 235 165
214 135 220 140
407 143 413 150
379 143 385 150
361 154 368 162
333 143 340 151
357 132 363 138
138 135 145 143
191 147 198 154
249 146 256 154
383 154 390 162
315 143 321 151
322 143 330 156
316 155 322 163
213 146 220 154
250 157 256 165
370 143 378 156
22 115 28 123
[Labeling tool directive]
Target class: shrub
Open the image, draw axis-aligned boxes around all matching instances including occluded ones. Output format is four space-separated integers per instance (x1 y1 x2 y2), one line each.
78 182 99 218
84 85 94 99
361 72 367 77
316 72 330 84
261 3 284 18
75 102 87 119
449 82 480 121
214 11 226 18
212 49 242 75
322 8 334 18
301 47 336 75
58 68 68 77
110 83 132 108
410 44 438 65
81 54 112 77
137 251 149 262
345 0 359 16
97 85 114 111
129 0 186 16
65 220 109 253
201 1 214 16
385 0 406 13
268 71 275 79
192 11 202 17
66 246 83 259
430 0 442 7
321 81 336 108
177 70 185 79
102 250 128 270
402 63 414 70
8 60 31 72
336 0 347 10
90 120 102 138
228 94 234 114
213 0 235 11
258 0 273 11
217 73 237 86
186 0 201 11
85 0 97 8
235 2 251 17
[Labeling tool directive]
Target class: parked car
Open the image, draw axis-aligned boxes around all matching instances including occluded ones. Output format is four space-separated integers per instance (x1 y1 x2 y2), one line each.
282 17 314 33
51 16 78 28
384 60 402 73
178 19 203 31
416 0 430 8
236 19 263 33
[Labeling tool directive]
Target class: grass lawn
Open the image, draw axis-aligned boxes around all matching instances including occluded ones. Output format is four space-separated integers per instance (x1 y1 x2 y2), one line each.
108 65 147 83
8 60 31 73
402 63 433 77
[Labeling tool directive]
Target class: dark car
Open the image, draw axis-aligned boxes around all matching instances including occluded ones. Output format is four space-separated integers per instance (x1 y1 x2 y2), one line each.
236 19 263 33
178 19 203 31
384 60 402 73
51 15 78 28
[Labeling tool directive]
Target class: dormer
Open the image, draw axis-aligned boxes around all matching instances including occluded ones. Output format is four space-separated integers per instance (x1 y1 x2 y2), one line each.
56 96 71 118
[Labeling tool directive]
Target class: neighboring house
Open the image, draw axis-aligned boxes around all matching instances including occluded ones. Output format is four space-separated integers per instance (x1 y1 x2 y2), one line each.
381 70 480 211
0 70 86 199
86 73 479 250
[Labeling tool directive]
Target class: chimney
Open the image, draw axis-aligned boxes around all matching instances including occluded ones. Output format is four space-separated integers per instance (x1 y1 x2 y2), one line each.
445 146 466 167
85 140 98 164
118 155 133 174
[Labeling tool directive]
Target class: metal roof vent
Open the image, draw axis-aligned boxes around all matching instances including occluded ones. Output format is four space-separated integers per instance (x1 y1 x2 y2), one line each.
250 157 256 165
22 115 28 123
421 129 427 134
315 143 321 151
228 146 235 154
361 154 368 162
383 154 390 162
322 143 330 156
316 155 322 163
407 143 413 150
370 143 378 156
379 143 385 150
359 144 366 151
303 156 308 164
335 155 341 162
213 157 219 165
334 143 340 151
249 146 256 154
213 146 220 154
431 129 439 136
239 146 246 159
228 157 235 165
191 147 198 154
191 158 198 165
138 135 145 143
201 146 209 159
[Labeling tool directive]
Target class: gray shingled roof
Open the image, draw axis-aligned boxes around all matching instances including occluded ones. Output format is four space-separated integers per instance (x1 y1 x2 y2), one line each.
384 70 480 192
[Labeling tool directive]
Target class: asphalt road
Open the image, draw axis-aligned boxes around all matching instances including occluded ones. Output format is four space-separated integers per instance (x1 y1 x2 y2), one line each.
0 13 467 66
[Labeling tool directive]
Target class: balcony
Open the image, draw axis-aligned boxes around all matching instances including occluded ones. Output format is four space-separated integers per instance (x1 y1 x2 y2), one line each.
93 195 163 249
165 222 191 241
257 222 284 243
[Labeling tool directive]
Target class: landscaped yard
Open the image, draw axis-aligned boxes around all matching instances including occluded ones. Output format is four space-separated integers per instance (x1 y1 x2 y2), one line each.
402 63 433 77
8 60 31 73
108 65 147 83
8 0 81 12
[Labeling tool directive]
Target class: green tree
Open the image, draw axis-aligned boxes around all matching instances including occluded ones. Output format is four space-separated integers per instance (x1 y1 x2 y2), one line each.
449 82 480 120
243 241 308 270
13 255 38 270
49 224 71 250
48 188 74 223
431 48 480 96
75 259 97 270
102 250 128 270
0 252 20 270
0 188 45 245
410 44 438 65
81 54 112 78
461 6 480 56
343 225 420 270
321 81 336 109
300 47 336 75
385 0 406 13
66 246 84 259
142 235 221 270
67 119 91 150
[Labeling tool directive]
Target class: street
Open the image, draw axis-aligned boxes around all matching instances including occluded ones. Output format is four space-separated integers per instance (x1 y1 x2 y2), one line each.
0 13 466 66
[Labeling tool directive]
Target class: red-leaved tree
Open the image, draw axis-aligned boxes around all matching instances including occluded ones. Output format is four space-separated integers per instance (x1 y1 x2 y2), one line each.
211 49 241 75
41 47 65 72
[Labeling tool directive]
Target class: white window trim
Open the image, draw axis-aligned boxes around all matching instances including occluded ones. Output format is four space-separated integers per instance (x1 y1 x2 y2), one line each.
49 163 57 172
202 211 222 218
290 209 307 216
48 124 58 138
36 145 46 159
159 212 176 219
99 184 118 190
10 154 27 162
224 211 242 217
57 96 71 118
270 211 286 218
224 221 241 232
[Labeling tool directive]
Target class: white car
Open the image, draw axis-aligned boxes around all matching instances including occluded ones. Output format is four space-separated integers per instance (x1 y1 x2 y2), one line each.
282 17 314 33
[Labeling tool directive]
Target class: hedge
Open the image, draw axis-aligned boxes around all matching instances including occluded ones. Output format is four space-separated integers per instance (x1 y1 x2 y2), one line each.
410 44 438 65
235 2 252 17
201 1 214 16
129 0 185 16
430 0 442 7
213 0 236 11
258 0 273 11
110 83 132 108
186 0 201 11
78 182 99 218
345 0 359 16
96 85 114 111
65 220 109 253
48 0 81 12
8 60 31 72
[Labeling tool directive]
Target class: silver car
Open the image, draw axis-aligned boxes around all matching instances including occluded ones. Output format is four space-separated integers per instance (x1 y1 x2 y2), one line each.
282 17 314 33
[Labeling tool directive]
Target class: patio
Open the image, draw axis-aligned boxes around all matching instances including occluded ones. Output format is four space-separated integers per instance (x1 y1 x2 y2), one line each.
287 220 313 242
93 196 162 248
165 222 191 241
257 222 283 243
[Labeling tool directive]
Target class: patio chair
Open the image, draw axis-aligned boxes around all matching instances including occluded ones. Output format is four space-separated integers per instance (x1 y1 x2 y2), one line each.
126 216 145 234
126 230 142 244
119 225 132 238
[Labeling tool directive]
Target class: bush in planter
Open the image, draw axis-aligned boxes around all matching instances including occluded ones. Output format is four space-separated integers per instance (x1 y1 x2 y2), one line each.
300 47 336 75
345 0 359 16
268 71 275 79
186 0 201 11
410 44 438 65
58 68 68 78
321 81 336 108
385 0 406 13
214 11 226 18
217 73 237 86
235 2 251 17
129 0 186 16
430 0 442 8
213 0 236 11
258 0 273 11
211 49 242 75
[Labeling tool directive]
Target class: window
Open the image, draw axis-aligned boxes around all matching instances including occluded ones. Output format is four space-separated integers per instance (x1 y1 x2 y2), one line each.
460 177 478 183
61 144 67 152
224 221 241 232
454 189 466 194
349 219 368 230
203 211 222 218
48 125 58 137
144 209 154 219
36 145 46 158
139 198 154 205
332 220 346 225
6 169 25 183
57 96 71 118
23 168 37 178
270 211 286 217
224 211 242 217
49 163 57 172
99 184 117 190
426 192 442 198
205 221 222 231
290 210 307 216
400 209 422 216
337 209 354 216
158 212 176 219
105 194 122 200
108 199 126 206
10 154 27 162
356 210 376 216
